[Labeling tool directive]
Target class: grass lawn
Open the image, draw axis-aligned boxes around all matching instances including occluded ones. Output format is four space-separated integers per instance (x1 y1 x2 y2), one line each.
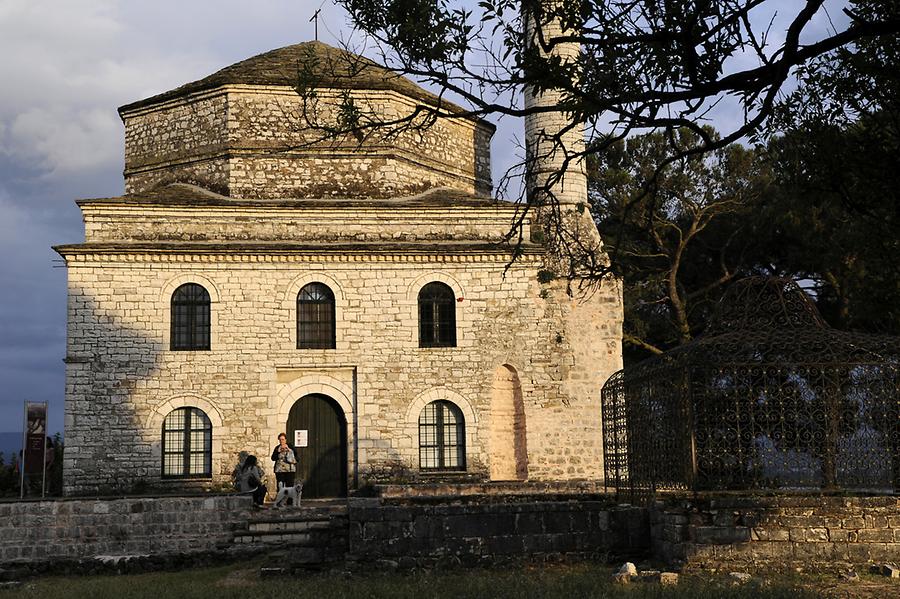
0 561 828 599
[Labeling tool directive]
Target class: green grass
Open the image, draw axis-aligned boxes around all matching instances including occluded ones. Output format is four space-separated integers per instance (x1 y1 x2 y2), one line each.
0 562 820 599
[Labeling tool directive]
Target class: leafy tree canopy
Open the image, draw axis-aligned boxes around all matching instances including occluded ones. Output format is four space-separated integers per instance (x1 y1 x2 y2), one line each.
590 128 772 360
328 0 899 345
335 0 899 178
759 0 900 334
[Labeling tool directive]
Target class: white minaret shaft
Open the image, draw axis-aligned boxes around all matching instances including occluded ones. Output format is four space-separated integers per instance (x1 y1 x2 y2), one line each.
523 0 586 209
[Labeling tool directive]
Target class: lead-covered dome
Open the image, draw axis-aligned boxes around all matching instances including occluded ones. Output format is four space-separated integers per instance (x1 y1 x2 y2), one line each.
118 42 494 199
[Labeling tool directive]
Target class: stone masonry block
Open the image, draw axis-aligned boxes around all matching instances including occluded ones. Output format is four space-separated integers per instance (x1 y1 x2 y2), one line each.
693 526 751 545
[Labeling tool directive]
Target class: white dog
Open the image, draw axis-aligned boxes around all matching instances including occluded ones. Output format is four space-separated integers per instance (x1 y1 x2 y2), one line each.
273 481 303 508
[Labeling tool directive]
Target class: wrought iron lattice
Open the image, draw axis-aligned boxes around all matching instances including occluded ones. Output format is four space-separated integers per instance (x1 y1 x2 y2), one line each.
297 282 336 349
161 407 212 479
418 400 466 471
602 277 900 502
170 283 211 351
418 282 457 348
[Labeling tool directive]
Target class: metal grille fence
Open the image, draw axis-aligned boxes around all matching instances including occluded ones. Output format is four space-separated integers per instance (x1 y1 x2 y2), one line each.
602 278 900 502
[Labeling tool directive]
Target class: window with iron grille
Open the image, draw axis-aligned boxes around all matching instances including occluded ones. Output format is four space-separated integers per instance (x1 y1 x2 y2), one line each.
161 407 212 478
170 283 211 351
297 283 336 349
418 282 456 347
418 400 466 471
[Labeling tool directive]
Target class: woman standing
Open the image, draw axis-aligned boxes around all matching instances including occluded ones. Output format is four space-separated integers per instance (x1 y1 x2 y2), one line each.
271 433 297 495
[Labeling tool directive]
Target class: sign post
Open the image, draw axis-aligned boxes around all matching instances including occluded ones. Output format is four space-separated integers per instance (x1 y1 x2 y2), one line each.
19 404 25 499
21 401 48 498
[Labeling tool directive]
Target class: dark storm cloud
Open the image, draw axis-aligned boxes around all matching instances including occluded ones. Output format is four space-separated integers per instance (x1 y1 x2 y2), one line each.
0 0 351 433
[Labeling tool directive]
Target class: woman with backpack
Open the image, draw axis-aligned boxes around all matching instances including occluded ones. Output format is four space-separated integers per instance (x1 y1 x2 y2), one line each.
238 454 267 506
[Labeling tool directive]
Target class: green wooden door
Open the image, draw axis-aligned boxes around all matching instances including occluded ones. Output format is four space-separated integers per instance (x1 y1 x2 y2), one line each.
286 394 348 498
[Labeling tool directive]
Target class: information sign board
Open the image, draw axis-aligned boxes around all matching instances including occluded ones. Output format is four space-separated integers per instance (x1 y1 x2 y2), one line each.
294 429 308 447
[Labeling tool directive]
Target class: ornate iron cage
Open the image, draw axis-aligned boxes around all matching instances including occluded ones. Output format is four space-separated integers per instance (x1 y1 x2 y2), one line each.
602 277 900 502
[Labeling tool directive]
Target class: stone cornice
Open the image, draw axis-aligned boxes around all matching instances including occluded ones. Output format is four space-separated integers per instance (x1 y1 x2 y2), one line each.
53 242 544 264
76 187 524 214
79 205 525 222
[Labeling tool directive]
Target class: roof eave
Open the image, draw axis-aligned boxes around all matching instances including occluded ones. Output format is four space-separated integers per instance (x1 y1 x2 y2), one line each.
53 241 544 257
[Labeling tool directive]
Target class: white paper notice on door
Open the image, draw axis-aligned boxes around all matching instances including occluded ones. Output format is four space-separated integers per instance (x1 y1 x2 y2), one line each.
294 430 309 447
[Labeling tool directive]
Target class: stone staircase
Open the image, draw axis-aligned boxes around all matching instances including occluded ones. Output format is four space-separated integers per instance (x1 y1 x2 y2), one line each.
231 500 349 569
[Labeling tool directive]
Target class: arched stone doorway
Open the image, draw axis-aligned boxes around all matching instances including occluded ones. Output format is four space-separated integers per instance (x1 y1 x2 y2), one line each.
286 393 348 498
490 365 528 480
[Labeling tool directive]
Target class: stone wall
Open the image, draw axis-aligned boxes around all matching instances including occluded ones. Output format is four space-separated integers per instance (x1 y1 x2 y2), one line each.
125 158 231 198
64 31 624 497
0 494 250 565
348 496 649 561
124 93 230 168
59 239 622 495
123 93 231 196
121 87 493 199
5 491 898 572
652 494 900 571
80 200 527 244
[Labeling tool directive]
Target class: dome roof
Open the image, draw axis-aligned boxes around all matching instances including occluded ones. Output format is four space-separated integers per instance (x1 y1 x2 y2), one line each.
602 276 900 496
119 41 474 118
116 41 494 199
642 277 900 365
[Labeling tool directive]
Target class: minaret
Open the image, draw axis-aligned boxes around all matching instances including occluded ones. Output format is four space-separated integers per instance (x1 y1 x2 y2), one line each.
522 0 602 278
523 0 587 211
521 4 624 491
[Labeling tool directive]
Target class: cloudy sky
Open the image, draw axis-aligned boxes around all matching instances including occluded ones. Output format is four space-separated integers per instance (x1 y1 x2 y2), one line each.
0 0 363 434
0 0 847 436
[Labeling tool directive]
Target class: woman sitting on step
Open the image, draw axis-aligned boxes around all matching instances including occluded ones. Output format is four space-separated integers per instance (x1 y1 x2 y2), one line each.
238 455 267 506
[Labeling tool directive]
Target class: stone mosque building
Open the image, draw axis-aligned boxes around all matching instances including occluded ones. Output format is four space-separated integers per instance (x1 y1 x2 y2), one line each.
55 41 623 497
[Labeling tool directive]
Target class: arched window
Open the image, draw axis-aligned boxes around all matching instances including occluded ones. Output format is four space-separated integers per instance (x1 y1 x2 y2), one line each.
170 283 211 351
418 282 456 347
297 283 336 349
418 400 466 471
161 407 212 478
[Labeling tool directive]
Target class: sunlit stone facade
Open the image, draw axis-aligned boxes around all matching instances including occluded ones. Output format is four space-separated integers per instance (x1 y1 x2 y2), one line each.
56 42 622 496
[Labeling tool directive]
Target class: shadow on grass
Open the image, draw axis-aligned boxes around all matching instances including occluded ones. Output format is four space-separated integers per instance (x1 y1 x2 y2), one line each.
1 562 820 599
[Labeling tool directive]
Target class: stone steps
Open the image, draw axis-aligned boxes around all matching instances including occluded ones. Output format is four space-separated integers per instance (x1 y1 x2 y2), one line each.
231 502 350 567
249 504 348 519
247 519 333 534
233 531 314 545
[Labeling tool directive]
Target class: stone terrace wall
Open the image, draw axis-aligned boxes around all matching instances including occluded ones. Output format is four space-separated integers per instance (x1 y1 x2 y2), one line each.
0 495 251 565
5 491 898 572
652 494 900 571
348 496 649 562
